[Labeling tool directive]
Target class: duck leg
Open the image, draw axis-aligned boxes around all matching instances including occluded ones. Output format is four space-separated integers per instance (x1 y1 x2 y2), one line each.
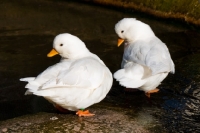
76 109 95 117
145 88 159 98
54 104 69 113
124 88 139 92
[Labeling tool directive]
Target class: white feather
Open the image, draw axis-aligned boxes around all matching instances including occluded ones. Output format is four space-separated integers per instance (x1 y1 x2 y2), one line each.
20 33 113 111
20 77 35 82
114 18 175 92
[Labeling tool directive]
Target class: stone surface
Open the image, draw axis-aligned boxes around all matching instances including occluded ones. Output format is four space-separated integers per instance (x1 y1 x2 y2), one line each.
0 103 160 133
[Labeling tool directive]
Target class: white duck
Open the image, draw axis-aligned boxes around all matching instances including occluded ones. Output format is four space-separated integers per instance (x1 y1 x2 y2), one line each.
20 33 113 116
114 18 175 97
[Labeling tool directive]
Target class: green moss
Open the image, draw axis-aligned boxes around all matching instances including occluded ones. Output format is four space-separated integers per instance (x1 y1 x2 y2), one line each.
85 0 200 25
138 0 200 19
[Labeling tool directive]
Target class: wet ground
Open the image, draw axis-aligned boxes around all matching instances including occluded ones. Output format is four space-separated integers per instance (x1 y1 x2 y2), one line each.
0 0 200 132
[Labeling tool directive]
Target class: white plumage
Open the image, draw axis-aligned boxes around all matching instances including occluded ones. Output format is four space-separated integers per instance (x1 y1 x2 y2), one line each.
114 18 174 96
20 33 113 116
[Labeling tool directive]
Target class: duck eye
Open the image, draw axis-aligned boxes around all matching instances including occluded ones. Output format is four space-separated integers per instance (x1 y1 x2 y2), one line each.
121 30 124 33
60 44 63 46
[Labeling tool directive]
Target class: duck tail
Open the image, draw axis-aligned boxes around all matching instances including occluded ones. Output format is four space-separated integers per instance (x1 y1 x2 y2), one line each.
114 68 145 88
20 77 35 82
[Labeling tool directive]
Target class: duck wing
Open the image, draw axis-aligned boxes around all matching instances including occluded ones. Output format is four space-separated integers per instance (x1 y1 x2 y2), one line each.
123 37 174 76
32 57 110 110
20 60 72 94
145 38 175 75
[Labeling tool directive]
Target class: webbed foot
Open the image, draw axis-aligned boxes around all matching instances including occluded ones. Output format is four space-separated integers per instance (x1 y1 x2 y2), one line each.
76 110 95 117
145 88 159 98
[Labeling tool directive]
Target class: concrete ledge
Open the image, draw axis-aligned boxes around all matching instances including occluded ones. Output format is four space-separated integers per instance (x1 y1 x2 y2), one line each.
82 0 200 26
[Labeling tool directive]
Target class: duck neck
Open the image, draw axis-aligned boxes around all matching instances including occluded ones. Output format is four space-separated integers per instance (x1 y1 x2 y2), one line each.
66 49 90 60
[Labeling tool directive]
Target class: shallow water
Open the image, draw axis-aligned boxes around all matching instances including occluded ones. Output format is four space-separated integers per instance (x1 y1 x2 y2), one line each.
0 0 200 132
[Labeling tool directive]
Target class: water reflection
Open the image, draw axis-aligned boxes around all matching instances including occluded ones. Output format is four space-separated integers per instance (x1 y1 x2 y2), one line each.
162 91 200 132
159 63 200 132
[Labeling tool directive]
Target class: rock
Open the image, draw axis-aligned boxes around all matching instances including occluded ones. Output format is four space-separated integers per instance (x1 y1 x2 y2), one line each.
0 104 162 133
1 128 7 132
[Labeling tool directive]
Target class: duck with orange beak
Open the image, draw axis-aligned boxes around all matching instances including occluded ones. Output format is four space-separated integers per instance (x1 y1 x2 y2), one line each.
20 33 113 116
114 18 175 98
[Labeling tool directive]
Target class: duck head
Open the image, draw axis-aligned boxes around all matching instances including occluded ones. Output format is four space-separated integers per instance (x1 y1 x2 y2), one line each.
47 33 89 59
115 18 155 46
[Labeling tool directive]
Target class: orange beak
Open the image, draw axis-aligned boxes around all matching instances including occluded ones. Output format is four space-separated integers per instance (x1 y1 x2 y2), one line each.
47 49 59 57
117 38 124 47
